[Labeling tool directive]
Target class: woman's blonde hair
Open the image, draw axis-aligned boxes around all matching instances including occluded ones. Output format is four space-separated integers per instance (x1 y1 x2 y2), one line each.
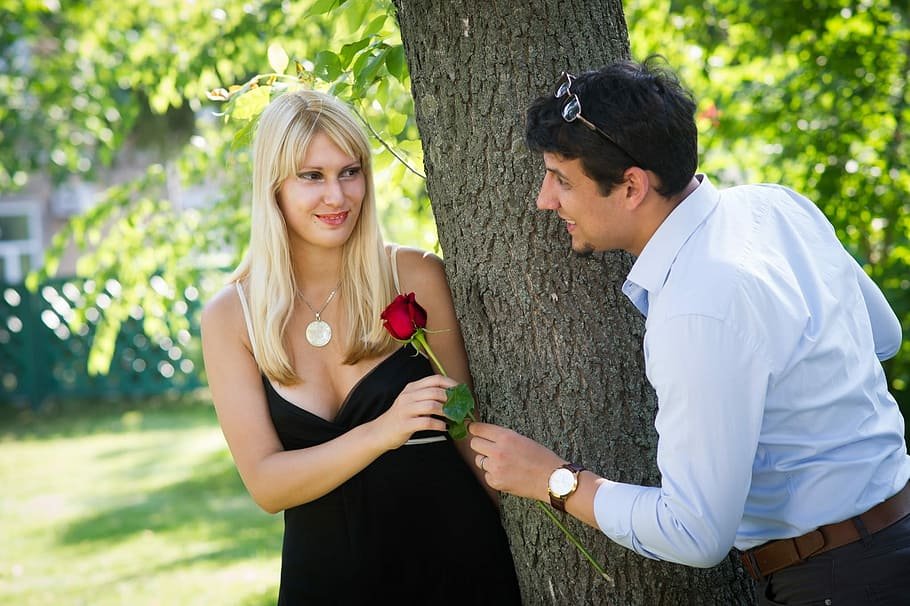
231 89 397 384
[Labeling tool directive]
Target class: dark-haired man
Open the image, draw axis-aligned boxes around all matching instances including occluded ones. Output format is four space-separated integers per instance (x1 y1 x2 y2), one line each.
469 58 910 604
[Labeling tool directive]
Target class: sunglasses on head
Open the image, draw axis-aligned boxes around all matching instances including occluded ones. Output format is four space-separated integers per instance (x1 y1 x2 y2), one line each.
554 71 642 166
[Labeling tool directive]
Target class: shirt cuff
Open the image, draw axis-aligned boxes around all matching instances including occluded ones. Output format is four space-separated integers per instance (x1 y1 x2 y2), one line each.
593 479 645 546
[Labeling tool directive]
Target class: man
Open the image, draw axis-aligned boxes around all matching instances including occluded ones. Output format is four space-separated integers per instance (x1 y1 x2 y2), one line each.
468 58 910 604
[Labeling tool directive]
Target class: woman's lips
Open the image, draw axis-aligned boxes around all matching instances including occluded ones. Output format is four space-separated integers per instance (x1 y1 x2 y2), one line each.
316 211 349 226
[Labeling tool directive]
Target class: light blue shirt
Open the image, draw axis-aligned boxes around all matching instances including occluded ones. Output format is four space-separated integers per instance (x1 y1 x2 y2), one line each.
593 175 910 567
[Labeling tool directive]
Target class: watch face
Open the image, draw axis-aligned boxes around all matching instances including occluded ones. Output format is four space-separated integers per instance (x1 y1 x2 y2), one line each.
548 467 576 496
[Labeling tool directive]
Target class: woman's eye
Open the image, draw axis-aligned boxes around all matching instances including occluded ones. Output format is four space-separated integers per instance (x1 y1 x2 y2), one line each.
341 166 361 178
298 171 321 181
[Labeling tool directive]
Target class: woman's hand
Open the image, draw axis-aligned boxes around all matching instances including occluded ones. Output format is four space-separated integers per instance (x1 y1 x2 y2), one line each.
369 374 456 451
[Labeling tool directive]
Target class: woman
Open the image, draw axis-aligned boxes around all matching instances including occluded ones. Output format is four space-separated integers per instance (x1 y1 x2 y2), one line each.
201 89 521 605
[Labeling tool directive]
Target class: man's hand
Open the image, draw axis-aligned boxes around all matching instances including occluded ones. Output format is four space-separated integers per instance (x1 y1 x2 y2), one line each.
468 422 567 502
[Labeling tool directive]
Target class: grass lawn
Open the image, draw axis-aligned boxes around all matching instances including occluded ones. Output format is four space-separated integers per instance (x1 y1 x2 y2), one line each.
0 393 283 605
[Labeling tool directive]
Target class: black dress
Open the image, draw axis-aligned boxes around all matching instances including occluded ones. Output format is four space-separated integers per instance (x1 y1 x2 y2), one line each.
264 346 522 605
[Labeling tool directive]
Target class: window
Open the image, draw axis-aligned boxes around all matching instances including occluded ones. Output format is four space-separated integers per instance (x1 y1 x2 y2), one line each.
0 201 42 283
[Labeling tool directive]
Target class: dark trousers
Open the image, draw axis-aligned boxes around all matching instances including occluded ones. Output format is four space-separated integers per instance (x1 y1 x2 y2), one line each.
757 513 910 605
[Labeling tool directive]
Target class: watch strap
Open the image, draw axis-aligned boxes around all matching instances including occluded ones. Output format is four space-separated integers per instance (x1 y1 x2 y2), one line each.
563 462 585 474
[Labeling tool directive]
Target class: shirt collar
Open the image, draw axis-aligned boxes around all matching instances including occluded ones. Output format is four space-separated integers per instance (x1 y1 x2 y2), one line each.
624 174 719 307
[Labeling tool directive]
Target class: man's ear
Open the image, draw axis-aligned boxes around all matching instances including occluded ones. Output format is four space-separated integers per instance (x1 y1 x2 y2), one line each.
622 166 651 210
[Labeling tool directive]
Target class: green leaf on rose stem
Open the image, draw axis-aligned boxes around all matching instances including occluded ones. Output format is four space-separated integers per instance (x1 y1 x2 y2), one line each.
443 383 475 440
448 421 468 441
443 383 474 422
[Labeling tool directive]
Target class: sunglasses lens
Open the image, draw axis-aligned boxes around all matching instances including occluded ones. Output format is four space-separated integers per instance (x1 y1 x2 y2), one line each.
562 97 581 121
555 80 571 99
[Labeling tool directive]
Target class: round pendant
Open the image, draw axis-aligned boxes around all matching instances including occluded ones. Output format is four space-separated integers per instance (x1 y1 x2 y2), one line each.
305 320 332 347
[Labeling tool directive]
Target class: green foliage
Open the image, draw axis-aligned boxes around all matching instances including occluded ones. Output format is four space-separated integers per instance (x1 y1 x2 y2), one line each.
7 0 436 376
4 0 908 414
625 0 910 411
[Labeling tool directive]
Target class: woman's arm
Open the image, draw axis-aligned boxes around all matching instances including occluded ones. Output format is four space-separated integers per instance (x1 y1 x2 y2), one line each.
201 284 451 514
393 248 499 502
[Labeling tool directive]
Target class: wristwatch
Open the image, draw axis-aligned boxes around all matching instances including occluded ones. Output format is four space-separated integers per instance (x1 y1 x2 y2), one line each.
548 462 585 512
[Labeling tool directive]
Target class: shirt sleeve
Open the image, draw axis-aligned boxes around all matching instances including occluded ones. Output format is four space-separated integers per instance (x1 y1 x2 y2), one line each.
593 313 769 567
851 260 902 360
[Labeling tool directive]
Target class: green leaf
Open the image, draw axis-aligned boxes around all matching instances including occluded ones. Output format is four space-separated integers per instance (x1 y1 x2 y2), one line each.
362 14 387 37
267 43 289 74
314 50 343 82
385 45 406 82
375 77 390 106
353 46 389 93
341 0 372 31
305 0 339 17
87 317 119 375
231 117 257 150
387 110 408 136
443 383 475 440
231 85 271 121
339 37 371 68
448 421 468 441
329 81 350 97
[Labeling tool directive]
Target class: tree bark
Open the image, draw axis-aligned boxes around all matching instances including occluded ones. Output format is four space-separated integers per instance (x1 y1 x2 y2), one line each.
393 1 754 603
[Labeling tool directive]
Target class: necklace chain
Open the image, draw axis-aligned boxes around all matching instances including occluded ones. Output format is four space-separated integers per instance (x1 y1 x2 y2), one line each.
297 282 341 320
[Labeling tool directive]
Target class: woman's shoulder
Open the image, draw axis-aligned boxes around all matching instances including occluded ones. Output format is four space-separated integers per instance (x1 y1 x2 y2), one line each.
201 280 245 328
201 280 256 355
385 244 452 309
386 244 445 279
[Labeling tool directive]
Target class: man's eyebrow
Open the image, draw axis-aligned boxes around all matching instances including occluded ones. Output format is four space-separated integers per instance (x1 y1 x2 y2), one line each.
546 166 569 181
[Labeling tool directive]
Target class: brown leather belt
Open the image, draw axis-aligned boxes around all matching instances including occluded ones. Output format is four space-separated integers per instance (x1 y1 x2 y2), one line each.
740 482 910 581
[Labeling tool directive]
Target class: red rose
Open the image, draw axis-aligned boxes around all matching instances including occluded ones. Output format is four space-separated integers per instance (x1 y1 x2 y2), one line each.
379 291 475 442
380 292 428 340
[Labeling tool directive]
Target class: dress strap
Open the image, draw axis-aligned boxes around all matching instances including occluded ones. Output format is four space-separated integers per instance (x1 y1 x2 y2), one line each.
390 244 402 294
234 281 258 358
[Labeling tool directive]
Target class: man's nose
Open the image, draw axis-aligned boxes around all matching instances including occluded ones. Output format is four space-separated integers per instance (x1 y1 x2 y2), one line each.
535 178 558 210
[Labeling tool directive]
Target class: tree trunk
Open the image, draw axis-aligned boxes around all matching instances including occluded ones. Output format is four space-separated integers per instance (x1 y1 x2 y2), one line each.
393 0 754 604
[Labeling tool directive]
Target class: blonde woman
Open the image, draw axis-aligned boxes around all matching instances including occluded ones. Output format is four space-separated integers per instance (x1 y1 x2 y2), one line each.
201 90 520 604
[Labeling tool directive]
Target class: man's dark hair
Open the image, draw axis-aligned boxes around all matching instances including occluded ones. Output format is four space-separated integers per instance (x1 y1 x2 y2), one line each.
525 56 698 198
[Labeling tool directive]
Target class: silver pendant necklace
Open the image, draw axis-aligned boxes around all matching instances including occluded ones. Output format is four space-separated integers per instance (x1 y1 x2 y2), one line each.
298 282 340 348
